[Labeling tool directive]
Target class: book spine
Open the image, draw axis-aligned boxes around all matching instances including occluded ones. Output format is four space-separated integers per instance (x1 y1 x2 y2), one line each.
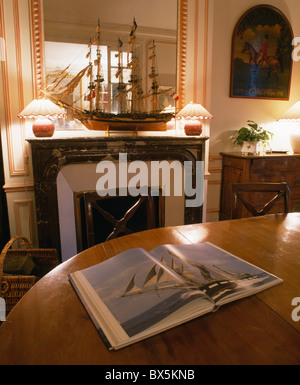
68 274 113 350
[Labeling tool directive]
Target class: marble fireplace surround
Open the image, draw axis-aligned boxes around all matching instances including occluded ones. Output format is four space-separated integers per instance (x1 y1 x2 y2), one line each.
27 135 207 261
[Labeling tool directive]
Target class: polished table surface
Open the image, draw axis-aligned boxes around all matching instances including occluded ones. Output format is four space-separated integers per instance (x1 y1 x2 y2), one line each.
0 213 299 365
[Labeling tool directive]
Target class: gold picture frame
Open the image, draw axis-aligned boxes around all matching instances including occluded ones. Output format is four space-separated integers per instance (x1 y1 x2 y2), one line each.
230 5 293 100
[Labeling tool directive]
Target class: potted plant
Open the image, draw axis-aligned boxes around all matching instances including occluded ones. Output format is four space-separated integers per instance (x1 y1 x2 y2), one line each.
233 120 273 155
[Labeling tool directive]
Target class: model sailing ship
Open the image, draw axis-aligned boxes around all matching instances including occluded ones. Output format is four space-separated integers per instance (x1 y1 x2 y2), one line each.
44 19 174 133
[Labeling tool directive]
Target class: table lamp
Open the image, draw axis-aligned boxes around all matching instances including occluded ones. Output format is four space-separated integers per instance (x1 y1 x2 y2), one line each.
176 102 213 136
278 101 300 153
18 98 66 137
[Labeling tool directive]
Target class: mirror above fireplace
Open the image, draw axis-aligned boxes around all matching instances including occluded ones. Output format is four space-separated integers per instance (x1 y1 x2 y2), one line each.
30 0 187 115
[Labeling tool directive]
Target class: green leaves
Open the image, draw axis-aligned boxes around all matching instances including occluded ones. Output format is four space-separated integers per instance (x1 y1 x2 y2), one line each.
233 120 273 146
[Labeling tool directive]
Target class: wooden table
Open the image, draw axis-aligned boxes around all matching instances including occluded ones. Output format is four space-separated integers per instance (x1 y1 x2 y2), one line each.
0 213 299 365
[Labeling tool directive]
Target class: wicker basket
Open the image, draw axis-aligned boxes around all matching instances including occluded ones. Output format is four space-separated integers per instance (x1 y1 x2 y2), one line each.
0 236 58 314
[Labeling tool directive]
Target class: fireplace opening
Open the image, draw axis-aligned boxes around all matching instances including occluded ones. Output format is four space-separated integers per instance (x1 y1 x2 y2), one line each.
57 162 186 261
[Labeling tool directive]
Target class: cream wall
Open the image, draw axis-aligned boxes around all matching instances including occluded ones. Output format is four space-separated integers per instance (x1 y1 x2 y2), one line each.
205 0 300 221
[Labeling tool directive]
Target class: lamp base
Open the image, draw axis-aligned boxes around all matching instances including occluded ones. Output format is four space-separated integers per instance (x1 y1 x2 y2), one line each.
184 120 202 136
32 118 55 137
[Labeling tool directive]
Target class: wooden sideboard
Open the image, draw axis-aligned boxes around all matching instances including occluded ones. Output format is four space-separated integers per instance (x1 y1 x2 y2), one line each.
219 152 300 220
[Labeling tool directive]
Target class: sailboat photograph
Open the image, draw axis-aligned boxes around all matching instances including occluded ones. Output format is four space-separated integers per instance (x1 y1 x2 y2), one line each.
121 245 272 303
72 242 279 338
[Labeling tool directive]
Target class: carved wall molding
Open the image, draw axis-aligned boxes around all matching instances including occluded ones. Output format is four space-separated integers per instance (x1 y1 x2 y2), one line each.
30 0 45 97
3 183 34 192
177 0 187 109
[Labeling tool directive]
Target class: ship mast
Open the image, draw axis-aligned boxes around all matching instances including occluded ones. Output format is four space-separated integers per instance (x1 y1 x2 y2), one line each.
115 38 127 113
94 20 104 112
149 40 159 113
127 18 143 113
86 39 95 111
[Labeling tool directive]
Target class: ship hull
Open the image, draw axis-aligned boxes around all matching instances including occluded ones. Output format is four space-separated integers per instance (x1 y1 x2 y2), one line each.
78 112 172 132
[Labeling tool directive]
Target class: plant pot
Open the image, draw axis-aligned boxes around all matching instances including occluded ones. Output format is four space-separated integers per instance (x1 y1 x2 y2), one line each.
241 141 259 155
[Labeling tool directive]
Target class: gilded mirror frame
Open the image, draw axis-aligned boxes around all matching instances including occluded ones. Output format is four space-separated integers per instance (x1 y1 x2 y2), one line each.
30 0 187 109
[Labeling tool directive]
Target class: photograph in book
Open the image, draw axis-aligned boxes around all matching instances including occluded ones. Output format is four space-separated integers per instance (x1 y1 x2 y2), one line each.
69 242 282 349
71 247 210 337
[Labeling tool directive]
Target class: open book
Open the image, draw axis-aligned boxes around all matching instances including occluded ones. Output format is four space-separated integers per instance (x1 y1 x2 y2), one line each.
69 242 282 350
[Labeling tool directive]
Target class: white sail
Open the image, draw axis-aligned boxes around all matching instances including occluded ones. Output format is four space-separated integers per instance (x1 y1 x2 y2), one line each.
123 273 140 295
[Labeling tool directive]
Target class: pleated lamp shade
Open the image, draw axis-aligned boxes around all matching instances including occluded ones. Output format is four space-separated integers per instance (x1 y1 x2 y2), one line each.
176 102 213 136
278 101 300 153
278 101 300 122
18 98 66 137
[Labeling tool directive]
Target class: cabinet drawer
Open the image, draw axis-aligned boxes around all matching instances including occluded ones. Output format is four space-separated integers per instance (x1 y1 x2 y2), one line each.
250 171 300 199
223 156 246 170
252 157 300 171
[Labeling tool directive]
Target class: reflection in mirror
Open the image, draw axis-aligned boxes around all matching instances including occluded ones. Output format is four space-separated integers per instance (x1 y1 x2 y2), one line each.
42 0 177 130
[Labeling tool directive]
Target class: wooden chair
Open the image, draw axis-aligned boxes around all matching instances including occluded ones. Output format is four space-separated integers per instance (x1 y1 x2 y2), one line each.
231 182 291 219
82 190 160 248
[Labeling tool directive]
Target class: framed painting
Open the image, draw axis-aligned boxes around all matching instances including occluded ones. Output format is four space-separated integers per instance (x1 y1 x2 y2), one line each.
230 5 293 99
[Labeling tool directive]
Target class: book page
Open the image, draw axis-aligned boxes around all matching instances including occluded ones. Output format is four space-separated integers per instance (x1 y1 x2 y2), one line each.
149 242 282 305
78 247 211 338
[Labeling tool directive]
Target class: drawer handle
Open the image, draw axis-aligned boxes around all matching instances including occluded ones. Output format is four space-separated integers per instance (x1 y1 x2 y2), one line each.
260 177 265 182
281 176 285 181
